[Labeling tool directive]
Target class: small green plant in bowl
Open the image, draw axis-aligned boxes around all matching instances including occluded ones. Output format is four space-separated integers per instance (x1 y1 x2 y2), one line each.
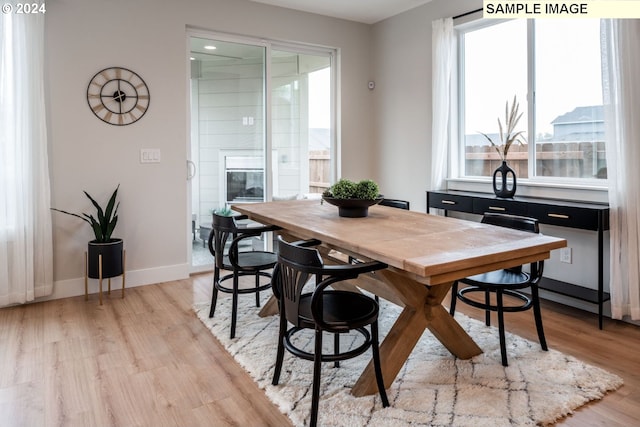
323 178 380 200
322 179 382 217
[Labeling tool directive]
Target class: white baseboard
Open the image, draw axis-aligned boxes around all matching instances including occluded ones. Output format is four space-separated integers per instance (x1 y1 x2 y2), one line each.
35 263 191 303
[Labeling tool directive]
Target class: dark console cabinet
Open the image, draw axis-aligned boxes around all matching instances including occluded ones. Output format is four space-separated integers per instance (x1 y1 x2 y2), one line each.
427 190 610 328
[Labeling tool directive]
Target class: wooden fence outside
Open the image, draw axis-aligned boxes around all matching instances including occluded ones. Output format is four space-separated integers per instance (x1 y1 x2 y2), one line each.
465 141 607 179
309 150 331 193
306 142 605 195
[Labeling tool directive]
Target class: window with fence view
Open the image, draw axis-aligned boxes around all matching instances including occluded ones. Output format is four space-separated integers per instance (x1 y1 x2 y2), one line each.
460 18 606 181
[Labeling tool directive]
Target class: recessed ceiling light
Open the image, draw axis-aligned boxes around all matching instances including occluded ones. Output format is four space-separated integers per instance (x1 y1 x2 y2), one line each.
190 57 195 61
204 45 217 50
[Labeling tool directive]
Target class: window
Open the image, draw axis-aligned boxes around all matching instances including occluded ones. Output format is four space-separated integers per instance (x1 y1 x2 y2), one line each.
458 19 606 183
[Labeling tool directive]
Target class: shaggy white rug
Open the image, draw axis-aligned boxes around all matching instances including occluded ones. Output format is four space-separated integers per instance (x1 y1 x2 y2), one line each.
194 295 622 427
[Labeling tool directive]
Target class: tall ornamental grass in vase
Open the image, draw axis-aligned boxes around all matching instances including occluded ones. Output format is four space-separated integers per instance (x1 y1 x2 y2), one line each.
480 96 525 198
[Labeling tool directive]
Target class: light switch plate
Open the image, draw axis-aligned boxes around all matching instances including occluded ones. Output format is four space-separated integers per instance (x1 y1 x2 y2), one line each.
140 148 161 163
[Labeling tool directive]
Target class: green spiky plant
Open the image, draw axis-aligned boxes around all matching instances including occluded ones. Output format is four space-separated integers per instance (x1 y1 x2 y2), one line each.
213 206 234 216
480 96 526 161
52 185 120 243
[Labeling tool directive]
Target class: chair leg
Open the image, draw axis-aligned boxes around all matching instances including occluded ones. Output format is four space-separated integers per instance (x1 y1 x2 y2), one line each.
230 274 239 339
485 290 491 326
272 311 287 386
371 321 390 407
449 281 459 316
531 285 548 351
255 273 261 308
310 329 323 427
496 289 508 367
333 333 341 368
209 268 220 318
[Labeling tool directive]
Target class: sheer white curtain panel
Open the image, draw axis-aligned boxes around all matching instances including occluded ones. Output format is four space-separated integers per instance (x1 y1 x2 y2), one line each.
601 19 640 320
431 18 455 191
0 1 53 306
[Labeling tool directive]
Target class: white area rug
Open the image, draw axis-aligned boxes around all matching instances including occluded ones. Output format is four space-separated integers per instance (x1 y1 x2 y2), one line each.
194 295 622 426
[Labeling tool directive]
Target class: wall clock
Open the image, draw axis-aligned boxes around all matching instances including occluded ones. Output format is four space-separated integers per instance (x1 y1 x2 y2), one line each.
86 66 150 126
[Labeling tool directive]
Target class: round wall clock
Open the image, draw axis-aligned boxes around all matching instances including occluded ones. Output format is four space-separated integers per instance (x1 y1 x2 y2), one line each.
86 66 150 126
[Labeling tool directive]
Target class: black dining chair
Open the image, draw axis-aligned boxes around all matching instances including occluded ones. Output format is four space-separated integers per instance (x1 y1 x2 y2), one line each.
449 212 547 366
272 236 389 427
379 198 410 210
208 212 280 339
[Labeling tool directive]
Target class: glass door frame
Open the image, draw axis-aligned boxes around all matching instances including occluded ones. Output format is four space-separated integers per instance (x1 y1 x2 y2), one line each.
186 29 338 272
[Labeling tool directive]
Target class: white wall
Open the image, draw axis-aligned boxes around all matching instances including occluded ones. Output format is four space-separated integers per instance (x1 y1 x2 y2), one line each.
45 0 374 298
369 0 478 211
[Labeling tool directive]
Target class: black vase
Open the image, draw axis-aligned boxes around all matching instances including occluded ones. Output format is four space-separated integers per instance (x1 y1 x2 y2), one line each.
88 238 124 279
492 161 516 198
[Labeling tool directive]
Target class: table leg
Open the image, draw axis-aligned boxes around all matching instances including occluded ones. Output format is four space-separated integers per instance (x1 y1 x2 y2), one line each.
258 295 279 317
351 270 482 397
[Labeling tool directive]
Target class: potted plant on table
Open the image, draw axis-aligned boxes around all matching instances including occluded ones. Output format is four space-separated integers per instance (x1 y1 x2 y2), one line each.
322 178 382 217
52 185 124 280
480 95 526 198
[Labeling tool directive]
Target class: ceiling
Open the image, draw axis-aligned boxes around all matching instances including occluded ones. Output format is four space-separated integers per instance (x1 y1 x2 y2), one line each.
249 0 432 24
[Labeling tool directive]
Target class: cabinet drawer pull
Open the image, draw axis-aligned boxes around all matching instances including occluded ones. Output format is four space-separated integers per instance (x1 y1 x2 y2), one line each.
548 213 570 219
488 206 506 211
441 200 456 205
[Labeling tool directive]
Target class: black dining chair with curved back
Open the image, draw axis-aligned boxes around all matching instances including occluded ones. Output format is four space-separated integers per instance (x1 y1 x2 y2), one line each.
379 198 410 210
272 236 390 427
208 212 279 339
449 212 547 366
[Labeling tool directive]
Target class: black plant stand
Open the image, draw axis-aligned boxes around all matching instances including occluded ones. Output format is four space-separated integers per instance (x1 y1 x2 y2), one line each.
84 249 126 305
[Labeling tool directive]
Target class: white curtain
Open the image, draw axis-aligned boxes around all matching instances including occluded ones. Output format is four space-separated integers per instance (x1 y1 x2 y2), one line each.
431 18 456 191
601 19 640 320
0 1 53 305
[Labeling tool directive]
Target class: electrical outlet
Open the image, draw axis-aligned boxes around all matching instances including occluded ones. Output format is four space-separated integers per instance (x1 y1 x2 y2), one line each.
560 247 572 264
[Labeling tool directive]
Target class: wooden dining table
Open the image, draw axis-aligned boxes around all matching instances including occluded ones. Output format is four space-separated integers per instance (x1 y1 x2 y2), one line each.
232 199 567 397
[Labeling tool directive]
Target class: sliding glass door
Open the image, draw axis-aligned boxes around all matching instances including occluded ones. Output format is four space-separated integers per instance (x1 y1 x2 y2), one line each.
188 34 335 271
270 48 333 200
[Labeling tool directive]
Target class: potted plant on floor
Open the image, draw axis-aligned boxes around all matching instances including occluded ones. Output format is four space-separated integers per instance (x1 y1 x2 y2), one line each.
322 178 382 217
52 185 123 280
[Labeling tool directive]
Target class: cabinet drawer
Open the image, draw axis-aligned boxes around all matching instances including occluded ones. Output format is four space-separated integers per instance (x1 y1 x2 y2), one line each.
528 204 599 230
428 193 473 213
473 198 528 216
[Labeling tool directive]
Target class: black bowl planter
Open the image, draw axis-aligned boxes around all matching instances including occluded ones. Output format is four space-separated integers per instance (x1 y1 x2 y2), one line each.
322 197 383 218
88 238 124 279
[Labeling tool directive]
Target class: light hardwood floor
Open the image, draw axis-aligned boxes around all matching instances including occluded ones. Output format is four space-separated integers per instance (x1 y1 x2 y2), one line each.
1 274 639 427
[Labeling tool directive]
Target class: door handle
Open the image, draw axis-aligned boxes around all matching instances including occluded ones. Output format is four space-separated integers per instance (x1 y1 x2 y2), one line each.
187 160 196 180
